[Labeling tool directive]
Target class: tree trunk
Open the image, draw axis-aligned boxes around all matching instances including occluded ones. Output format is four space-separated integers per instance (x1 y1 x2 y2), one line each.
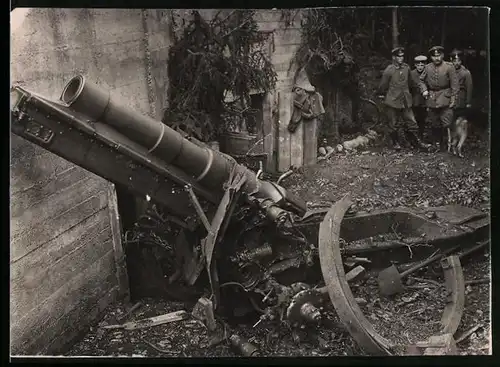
392 7 399 48
371 16 376 48
419 22 424 50
441 10 447 48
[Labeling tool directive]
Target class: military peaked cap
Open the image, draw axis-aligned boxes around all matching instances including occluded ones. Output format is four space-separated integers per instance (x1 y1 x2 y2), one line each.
391 47 405 56
414 55 428 62
429 46 445 56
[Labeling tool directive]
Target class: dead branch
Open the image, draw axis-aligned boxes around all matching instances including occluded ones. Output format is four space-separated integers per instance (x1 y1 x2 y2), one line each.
409 276 443 287
456 324 483 344
141 337 173 355
465 278 490 286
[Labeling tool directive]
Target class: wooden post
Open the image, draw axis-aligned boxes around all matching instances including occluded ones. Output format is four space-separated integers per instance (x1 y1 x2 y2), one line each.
277 91 292 172
262 91 276 172
289 92 304 168
107 183 130 303
303 118 318 166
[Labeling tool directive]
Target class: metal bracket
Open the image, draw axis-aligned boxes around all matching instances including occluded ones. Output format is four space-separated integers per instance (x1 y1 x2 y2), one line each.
277 169 294 185
204 169 248 309
184 184 212 233
24 118 55 145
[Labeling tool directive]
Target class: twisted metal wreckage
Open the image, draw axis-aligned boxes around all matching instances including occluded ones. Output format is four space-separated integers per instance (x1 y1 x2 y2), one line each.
10 76 490 355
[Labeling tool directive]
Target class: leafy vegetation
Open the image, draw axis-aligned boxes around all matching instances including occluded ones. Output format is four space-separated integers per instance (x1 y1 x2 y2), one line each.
165 10 277 142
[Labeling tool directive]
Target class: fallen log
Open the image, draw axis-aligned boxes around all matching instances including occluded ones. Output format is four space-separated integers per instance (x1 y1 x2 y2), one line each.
465 278 490 286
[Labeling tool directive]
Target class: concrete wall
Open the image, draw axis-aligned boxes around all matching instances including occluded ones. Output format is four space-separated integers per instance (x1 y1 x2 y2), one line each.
254 10 307 172
10 8 171 355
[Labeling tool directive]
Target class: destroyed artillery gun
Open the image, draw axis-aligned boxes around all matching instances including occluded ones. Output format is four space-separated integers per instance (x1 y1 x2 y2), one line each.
10 76 490 356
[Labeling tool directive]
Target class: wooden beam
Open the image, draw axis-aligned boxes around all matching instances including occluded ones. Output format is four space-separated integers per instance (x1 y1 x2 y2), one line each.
303 119 319 166
10 189 109 263
277 91 292 172
10 250 119 355
107 183 130 303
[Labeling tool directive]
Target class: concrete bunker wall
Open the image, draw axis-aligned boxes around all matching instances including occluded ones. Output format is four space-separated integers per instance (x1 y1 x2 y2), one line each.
10 8 171 355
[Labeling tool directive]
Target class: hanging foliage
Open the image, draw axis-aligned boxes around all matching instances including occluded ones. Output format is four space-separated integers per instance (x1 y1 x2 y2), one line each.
165 10 277 142
294 8 367 89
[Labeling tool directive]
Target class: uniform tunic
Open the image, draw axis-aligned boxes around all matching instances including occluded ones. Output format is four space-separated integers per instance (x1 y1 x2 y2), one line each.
377 62 418 134
378 62 414 109
455 65 473 108
418 61 459 109
418 61 459 129
410 68 428 138
410 69 426 107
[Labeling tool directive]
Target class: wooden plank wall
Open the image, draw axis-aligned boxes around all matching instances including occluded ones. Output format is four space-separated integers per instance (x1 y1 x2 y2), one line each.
8 8 178 355
10 135 129 355
256 10 317 173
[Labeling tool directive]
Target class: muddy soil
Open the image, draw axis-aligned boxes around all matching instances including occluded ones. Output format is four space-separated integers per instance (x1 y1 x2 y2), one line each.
66 130 490 357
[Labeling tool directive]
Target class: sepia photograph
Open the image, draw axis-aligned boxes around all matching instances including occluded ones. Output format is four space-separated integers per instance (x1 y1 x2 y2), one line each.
10 6 491 358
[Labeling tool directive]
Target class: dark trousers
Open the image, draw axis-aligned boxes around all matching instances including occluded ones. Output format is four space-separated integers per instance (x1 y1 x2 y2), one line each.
413 106 427 139
427 107 455 146
427 107 454 128
386 107 419 134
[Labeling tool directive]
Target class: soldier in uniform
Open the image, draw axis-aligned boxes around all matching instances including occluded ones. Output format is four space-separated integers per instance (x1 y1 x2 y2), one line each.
377 47 430 151
410 55 428 141
449 49 473 119
418 46 459 150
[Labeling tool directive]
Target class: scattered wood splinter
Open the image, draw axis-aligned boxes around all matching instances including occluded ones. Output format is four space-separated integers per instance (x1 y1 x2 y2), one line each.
101 310 188 330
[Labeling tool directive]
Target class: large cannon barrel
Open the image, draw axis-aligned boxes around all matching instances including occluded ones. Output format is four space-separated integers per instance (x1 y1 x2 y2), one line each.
60 75 307 216
61 75 234 191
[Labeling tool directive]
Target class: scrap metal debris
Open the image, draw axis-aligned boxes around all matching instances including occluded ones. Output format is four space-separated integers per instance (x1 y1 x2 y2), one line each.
11 80 490 357
192 297 217 331
229 334 260 356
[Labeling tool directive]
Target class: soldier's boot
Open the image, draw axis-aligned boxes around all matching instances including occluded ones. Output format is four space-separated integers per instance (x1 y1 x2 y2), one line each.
390 132 401 151
408 131 432 152
431 128 442 150
397 130 410 149
439 127 448 152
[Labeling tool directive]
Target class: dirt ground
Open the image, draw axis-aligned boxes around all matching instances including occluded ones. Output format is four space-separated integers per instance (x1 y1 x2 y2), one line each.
66 128 490 358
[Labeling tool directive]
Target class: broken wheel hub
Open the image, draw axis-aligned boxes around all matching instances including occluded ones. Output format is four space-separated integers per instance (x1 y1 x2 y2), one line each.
286 288 325 324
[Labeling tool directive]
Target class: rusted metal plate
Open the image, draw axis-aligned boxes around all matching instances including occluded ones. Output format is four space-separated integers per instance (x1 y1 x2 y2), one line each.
318 195 394 355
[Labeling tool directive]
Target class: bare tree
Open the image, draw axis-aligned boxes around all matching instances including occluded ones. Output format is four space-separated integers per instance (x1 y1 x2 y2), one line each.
441 9 447 47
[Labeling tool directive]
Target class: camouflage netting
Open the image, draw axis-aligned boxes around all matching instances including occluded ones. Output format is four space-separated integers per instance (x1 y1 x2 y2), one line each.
164 10 277 143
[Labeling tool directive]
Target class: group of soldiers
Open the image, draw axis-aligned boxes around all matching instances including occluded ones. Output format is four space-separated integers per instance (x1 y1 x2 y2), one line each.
377 45 473 151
